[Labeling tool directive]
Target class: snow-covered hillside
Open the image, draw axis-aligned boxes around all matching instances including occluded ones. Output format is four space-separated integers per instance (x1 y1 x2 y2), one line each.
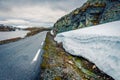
55 21 120 80
0 31 29 41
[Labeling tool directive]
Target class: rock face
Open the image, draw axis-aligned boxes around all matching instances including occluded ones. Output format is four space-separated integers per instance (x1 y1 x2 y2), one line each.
53 0 120 33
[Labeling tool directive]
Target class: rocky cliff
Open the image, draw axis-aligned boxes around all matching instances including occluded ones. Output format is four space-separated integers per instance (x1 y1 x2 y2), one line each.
53 0 120 33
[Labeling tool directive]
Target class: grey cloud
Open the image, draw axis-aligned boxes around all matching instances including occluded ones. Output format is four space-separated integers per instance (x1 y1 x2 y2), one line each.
0 0 87 12
0 0 87 27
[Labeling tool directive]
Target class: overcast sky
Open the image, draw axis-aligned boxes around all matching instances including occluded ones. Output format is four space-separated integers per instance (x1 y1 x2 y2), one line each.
0 0 87 28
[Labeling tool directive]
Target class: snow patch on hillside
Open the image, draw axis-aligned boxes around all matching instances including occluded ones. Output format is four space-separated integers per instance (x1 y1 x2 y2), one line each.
0 30 29 41
55 21 120 80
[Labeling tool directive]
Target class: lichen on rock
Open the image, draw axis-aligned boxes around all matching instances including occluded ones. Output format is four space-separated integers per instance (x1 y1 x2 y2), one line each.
53 0 120 34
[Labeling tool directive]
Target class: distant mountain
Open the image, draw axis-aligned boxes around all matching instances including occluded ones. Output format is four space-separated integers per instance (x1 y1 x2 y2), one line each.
53 0 120 34
0 24 17 31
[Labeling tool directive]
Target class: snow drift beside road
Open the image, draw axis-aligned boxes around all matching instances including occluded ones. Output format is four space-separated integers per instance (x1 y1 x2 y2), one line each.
55 21 120 80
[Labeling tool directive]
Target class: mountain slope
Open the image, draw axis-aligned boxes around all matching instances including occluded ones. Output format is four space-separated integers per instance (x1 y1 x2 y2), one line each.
53 0 120 34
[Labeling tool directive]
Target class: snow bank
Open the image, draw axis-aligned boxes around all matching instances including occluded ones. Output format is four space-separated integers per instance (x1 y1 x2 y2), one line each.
50 30 54 36
55 21 120 80
0 30 29 41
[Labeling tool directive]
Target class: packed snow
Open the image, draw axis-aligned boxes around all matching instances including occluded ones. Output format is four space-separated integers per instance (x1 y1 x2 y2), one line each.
0 30 29 41
55 21 120 80
50 30 54 36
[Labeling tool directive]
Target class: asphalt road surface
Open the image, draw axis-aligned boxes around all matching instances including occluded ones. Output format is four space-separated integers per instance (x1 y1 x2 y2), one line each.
0 31 47 80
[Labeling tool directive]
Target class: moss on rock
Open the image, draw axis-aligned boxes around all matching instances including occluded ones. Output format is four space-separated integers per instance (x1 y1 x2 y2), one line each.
53 0 120 34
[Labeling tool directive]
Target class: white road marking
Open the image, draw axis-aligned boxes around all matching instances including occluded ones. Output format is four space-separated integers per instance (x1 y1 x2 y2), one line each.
41 42 44 46
31 49 41 63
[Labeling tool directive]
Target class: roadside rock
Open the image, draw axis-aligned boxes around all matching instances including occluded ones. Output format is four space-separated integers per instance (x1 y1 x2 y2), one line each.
53 0 120 34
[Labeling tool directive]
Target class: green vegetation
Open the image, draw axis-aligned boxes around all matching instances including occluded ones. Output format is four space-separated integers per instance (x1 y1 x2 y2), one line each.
40 32 113 80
